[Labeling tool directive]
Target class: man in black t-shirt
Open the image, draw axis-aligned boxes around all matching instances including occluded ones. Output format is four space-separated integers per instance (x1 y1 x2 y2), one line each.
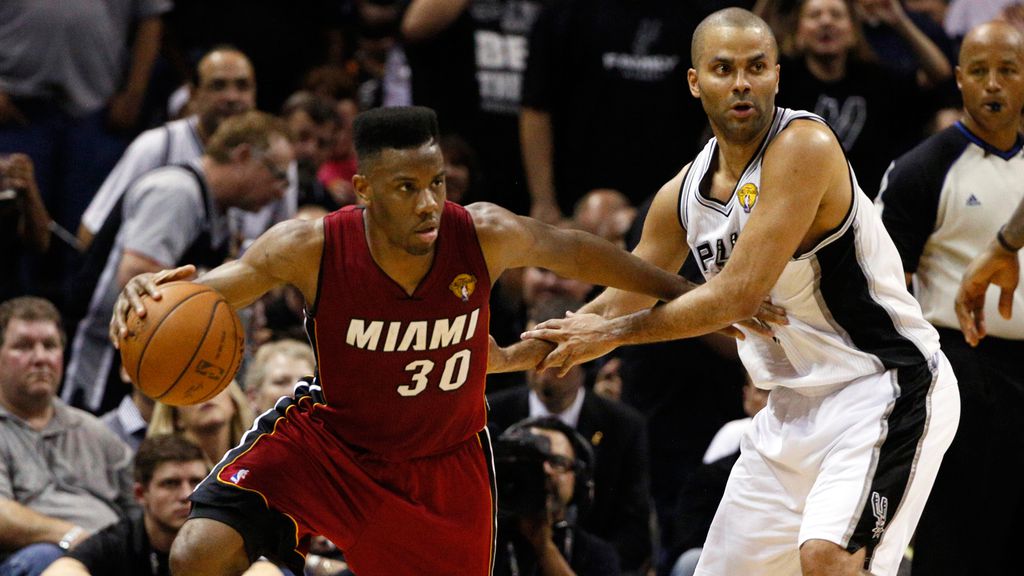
40 436 207 576
520 0 709 221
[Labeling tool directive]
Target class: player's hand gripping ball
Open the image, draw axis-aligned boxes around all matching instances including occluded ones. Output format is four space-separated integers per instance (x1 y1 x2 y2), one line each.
119 282 244 406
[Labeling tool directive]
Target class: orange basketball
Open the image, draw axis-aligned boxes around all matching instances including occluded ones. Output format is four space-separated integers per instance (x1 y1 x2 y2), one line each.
119 281 244 406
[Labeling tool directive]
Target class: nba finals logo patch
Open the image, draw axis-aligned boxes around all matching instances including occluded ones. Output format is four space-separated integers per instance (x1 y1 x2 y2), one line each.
449 274 477 302
738 183 758 213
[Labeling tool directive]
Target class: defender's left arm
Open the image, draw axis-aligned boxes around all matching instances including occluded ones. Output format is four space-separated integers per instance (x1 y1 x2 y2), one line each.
527 123 846 369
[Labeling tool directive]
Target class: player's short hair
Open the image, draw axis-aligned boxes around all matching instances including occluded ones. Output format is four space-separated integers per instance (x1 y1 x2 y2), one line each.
353 106 440 169
0 296 64 347
691 7 778 67
133 434 207 486
206 110 292 163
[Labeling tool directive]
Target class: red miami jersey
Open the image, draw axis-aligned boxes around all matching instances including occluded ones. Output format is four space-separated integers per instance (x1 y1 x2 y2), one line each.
306 201 491 460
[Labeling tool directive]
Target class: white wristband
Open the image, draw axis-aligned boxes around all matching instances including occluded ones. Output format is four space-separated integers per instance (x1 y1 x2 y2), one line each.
58 526 83 551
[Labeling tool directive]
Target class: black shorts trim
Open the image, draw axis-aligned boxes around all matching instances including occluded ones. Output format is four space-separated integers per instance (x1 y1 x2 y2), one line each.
846 360 935 568
189 380 318 574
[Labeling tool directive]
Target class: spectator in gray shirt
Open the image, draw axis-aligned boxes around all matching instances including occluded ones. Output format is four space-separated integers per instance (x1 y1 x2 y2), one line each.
0 297 135 576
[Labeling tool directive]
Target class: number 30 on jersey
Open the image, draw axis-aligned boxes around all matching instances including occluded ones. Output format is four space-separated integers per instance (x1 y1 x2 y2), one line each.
398 350 472 397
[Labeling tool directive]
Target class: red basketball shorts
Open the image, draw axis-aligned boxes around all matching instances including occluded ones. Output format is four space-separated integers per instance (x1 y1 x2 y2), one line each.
190 380 497 575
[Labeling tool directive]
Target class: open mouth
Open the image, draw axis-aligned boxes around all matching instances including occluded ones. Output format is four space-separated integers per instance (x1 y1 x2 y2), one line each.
731 103 756 117
983 101 1004 113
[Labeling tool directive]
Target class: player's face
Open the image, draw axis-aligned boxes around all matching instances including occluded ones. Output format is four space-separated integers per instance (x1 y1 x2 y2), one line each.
957 34 1024 136
689 26 779 145
0 319 63 403
139 460 207 533
195 51 256 135
795 0 855 59
358 143 447 257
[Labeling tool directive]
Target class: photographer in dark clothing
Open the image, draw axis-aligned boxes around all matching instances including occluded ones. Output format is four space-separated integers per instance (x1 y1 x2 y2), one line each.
493 417 620 576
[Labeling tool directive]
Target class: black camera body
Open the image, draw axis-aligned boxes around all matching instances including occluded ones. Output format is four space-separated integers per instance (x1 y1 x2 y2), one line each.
493 416 595 519
494 429 553 518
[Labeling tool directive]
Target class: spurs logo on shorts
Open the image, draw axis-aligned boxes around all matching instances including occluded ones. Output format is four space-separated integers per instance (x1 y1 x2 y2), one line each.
871 491 888 539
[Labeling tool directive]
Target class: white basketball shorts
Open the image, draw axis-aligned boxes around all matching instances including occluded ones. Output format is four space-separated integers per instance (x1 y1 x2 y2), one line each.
695 353 960 575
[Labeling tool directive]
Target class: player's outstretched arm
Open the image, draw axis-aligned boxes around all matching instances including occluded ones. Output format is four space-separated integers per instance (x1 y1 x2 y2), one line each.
109 218 324 347
955 198 1024 346
468 202 689 305
525 122 842 373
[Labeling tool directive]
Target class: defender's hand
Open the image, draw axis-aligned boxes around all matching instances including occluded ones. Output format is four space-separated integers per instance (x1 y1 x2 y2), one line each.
732 297 788 339
523 311 618 376
109 265 196 347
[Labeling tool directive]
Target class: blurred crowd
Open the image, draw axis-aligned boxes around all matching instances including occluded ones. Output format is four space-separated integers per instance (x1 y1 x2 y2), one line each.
2 0 1023 575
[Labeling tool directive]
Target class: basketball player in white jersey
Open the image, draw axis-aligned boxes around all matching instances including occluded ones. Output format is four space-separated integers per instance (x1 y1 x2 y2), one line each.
523 8 959 576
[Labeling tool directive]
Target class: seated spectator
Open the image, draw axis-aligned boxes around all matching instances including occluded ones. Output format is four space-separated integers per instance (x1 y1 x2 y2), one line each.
0 154 51 302
64 111 294 415
244 339 315 414
494 417 620 576
40 434 286 576
438 134 478 205
100 369 154 453
489 297 652 574
0 297 134 576
573 190 636 248
317 97 359 208
147 381 254 466
700 378 770 465
281 91 341 211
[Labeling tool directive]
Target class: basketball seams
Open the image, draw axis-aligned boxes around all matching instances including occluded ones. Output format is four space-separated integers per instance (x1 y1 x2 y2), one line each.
158 293 223 401
189 301 243 404
135 285 214 397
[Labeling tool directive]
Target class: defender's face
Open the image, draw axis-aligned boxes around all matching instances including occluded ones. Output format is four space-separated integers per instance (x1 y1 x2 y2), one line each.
957 37 1024 136
358 143 447 257
689 26 779 145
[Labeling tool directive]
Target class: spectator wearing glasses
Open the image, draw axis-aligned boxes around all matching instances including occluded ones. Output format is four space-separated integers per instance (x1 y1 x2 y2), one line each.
64 111 293 415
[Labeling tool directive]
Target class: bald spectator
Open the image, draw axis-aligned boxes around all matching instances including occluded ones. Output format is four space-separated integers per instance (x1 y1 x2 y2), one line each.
78 47 257 248
573 190 637 248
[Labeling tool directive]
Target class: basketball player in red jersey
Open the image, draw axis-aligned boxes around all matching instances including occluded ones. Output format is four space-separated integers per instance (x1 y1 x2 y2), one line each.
108 107 770 576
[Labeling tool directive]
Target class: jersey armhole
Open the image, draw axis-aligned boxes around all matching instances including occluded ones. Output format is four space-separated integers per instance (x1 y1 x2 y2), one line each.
306 215 331 318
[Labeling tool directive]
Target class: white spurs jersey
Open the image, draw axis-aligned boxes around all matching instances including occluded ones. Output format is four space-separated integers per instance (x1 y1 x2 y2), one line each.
679 108 940 390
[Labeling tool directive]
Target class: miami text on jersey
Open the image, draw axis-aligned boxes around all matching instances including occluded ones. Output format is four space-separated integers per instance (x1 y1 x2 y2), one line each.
345 309 482 352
